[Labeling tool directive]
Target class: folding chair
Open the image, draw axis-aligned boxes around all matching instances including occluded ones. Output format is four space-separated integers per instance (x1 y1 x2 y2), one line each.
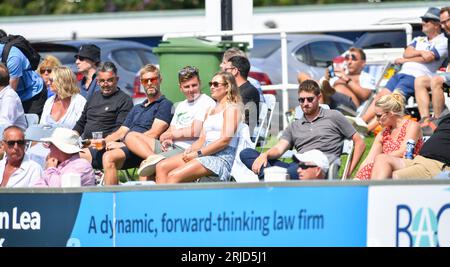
199 123 259 183
325 139 354 180
253 94 276 149
231 123 259 183
356 61 397 118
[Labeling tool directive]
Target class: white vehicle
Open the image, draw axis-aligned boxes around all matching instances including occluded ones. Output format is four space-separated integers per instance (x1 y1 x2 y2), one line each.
354 18 423 64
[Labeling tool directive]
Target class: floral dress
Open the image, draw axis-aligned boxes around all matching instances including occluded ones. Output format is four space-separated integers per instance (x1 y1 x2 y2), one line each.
355 120 423 180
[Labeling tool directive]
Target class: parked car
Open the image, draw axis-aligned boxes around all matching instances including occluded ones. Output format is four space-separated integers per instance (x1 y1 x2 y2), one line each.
250 34 353 84
32 39 159 104
249 34 353 113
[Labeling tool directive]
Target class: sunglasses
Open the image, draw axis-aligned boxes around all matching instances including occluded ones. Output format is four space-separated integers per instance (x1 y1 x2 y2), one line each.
298 162 318 170
178 66 199 77
344 54 357 61
375 112 387 120
298 96 316 104
40 68 52 74
209 81 227 88
140 77 159 85
75 56 87 61
3 140 26 147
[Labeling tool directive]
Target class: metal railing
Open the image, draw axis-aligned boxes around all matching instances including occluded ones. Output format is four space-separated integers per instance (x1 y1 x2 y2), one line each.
163 24 413 128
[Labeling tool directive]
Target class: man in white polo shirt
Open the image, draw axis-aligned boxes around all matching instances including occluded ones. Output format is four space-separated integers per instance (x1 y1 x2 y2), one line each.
0 126 42 187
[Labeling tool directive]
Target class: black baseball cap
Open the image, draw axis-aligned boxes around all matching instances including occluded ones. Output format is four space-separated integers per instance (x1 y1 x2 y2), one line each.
74 44 101 63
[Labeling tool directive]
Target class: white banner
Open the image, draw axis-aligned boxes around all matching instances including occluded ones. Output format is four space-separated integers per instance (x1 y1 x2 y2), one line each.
367 185 450 247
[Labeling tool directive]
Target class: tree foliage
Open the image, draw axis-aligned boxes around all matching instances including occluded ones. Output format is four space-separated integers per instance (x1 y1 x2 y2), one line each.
0 0 428 16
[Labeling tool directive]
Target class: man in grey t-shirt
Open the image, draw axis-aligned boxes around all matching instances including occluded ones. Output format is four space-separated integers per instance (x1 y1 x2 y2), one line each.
239 80 366 180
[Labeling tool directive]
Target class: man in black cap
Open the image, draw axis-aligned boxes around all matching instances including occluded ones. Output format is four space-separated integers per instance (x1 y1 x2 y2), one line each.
75 44 101 100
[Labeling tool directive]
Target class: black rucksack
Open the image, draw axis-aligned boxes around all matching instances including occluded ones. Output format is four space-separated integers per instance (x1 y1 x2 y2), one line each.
0 34 41 70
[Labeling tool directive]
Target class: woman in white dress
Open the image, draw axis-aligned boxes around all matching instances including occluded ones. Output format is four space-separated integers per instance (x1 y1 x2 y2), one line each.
155 71 242 183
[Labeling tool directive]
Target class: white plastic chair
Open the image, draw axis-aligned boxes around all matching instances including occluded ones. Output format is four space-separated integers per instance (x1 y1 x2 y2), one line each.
337 139 354 180
356 62 397 118
252 94 276 148
231 123 259 183
197 123 259 183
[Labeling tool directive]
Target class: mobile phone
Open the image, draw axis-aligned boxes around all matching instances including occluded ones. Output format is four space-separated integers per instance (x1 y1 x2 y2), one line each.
328 65 335 78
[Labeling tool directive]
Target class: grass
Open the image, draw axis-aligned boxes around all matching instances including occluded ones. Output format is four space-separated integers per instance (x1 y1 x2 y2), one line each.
261 133 375 179
339 134 374 178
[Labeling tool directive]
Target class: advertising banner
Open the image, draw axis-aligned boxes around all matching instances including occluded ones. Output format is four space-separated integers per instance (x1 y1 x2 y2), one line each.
0 193 83 247
1 185 368 247
114 186 368 246
367 185 450 247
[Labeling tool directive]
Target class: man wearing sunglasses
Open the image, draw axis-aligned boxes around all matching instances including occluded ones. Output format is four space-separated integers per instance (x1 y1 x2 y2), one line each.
223 56 260 135
77 63 173 185
0 126 42 187
0 63 27 129
298 47 374 112
240 80 365 180
325 48 374 110
74 44 101 101
126 66 215 180
294 149 329 180
415 7 450 135
361 7 448 132
220 47 265 103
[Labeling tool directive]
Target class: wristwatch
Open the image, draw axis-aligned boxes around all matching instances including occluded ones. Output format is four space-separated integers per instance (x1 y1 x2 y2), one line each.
197 150 203 157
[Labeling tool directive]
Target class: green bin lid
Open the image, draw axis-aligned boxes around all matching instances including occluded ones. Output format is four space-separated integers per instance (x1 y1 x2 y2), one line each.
153 37 225 54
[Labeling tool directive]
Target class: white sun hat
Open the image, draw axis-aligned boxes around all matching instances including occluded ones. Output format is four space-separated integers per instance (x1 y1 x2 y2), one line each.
294 149 330 174
41 128 81 154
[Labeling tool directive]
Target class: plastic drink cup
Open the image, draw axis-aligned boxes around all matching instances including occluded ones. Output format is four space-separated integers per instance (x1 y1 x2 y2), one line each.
92 132 104 150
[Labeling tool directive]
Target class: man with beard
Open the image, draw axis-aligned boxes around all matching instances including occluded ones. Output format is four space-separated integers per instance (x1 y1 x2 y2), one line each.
239 80 365 180
77 63 173 185
124 66 215 179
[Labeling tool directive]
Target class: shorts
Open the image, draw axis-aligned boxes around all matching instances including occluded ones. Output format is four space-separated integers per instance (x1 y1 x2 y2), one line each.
89 146 143 170
437 72 450 85
385 73 415 99
393 155 447 179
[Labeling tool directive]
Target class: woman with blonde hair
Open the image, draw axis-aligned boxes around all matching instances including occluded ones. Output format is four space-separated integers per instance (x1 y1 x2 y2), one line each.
40 66 86 129
155 71 242 183
36 55 61 98
355 90 423 179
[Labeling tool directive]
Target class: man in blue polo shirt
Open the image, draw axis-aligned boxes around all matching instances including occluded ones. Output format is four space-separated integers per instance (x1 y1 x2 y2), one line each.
0 39 45 118
82 64 173 185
